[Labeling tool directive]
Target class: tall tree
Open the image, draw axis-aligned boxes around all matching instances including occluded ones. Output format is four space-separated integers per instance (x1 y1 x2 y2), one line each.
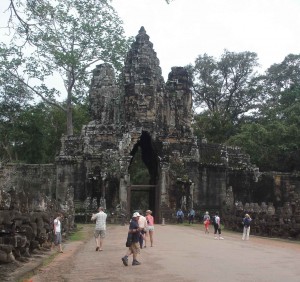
191 50 261 121
228 54 300 171
0 43 31 161
5 0 130 135
189 50 262 142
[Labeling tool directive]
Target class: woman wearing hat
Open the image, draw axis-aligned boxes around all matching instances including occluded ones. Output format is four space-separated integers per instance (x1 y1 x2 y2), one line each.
145 210 154 247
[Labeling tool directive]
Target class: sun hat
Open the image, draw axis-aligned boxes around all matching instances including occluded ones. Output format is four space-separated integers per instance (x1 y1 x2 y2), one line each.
132 212 141 217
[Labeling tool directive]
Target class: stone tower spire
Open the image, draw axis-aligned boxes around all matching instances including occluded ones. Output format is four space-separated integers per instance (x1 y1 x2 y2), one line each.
122 27 165 131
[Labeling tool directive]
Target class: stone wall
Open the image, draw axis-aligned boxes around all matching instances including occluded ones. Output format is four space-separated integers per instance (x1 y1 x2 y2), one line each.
222 172 300 239
0 163 74 263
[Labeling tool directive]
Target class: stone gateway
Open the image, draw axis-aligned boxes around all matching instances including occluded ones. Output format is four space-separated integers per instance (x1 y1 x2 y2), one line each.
55 27 258 222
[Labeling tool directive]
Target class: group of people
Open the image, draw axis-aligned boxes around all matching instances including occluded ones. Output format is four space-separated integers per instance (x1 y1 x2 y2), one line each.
202 211 252 240
53 206 251 266
202 211 224 240
176 208 196 224
121 209 154 266
176 208 252 241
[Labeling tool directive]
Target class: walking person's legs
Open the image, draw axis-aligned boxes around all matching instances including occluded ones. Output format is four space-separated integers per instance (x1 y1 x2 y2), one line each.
149 230 154 247
139 233 143 248
246 227 250 240
242 227 246 240
99 230 105 251
218 227 224 239
214 224 218 238
55 232 63 253
94 230 100 251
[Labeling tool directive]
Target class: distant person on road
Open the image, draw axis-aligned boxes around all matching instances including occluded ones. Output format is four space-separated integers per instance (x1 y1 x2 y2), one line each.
138 212 148 248
122 212 142 266
176 208 184 224
54 213 63 253
203 211 210 221
91 207 107 251
213 212 224 240
204 217 210 234
145 210 154 247
242 213 252 240
188 208 195 224
203 211 210 233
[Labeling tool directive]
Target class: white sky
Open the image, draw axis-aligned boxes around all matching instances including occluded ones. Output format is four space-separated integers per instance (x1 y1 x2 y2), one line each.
112 0 300 80
0 0 300 89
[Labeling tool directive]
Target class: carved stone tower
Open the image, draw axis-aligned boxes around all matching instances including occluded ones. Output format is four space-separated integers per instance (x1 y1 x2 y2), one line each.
56 27 256 222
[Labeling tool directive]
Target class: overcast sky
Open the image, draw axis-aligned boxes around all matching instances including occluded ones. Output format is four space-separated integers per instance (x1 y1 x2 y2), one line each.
1 0 299 83
113 0 300 80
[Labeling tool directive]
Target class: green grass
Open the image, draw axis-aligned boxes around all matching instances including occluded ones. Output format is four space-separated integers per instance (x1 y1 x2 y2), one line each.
68 224 94 241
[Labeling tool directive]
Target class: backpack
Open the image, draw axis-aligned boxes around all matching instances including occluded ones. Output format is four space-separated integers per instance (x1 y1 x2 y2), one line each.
244 218 251 227
211 216 216 225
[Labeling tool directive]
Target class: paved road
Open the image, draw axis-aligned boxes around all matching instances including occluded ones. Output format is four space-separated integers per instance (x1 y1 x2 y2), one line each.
25 224 300 282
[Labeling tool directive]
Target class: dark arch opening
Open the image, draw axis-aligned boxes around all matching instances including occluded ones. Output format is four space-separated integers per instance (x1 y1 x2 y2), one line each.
128 131 159 216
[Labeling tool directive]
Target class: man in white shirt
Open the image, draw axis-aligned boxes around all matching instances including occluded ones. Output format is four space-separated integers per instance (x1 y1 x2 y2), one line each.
54 213 63 253
138 213 148 248
91 207 107 251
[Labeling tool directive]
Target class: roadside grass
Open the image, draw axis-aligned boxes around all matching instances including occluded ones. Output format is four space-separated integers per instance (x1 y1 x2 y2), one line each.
69 224 87 241
18 224 91 282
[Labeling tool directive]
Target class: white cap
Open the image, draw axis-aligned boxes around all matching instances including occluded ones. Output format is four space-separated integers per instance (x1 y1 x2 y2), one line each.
132 212 140 217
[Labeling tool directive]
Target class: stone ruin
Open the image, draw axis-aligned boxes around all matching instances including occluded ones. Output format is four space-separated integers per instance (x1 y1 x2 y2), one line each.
0 164 74 265
1 26 300 267
55 27 300 238
56 27 254 221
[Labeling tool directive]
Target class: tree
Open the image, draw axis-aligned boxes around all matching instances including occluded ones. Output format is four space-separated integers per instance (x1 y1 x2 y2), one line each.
258 54 300 115
0 43 31 161
228 54 300 171
191 50 261 121
189 50 262 142
5 0 130 135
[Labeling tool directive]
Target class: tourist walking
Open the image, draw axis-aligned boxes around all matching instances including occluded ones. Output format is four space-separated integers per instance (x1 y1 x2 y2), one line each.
213 212 224 239
53 213 63 253
203 211 210 233
176 208 184 224
242 213 252 240
91 207 107 251
188 208 195 224
122 212 141 266
145 209 154 247
138 212 148 248
204 217 210 233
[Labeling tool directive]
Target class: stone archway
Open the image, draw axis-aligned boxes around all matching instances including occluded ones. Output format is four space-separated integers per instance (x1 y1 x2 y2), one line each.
127 131 160 219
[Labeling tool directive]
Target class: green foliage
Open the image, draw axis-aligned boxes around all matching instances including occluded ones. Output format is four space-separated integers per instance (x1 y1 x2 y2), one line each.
227 54 300 171
4 0 130 135
191 50 261 122
128 147 150 185
191 51 300 172
193 111 235 143
0 101 89 163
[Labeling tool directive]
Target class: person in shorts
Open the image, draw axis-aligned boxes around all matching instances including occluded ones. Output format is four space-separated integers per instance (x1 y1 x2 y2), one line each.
91 207 107 251
54 213 63 253
145 210 154 247
122 212 141 266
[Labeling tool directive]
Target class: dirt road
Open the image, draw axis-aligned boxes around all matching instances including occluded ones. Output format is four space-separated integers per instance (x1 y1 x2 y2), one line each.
13 224 300 282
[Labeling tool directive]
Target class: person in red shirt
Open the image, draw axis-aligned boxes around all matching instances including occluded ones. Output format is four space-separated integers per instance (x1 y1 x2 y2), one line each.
204 218 210 234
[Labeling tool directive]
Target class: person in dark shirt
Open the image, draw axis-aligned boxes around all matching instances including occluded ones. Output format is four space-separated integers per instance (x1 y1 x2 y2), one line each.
242 213 252 240
122 212 141 266
176 208 184 224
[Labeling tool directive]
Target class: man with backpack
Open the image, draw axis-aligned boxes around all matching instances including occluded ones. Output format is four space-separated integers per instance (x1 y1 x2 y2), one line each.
213 212 224 240
242 213 252 240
